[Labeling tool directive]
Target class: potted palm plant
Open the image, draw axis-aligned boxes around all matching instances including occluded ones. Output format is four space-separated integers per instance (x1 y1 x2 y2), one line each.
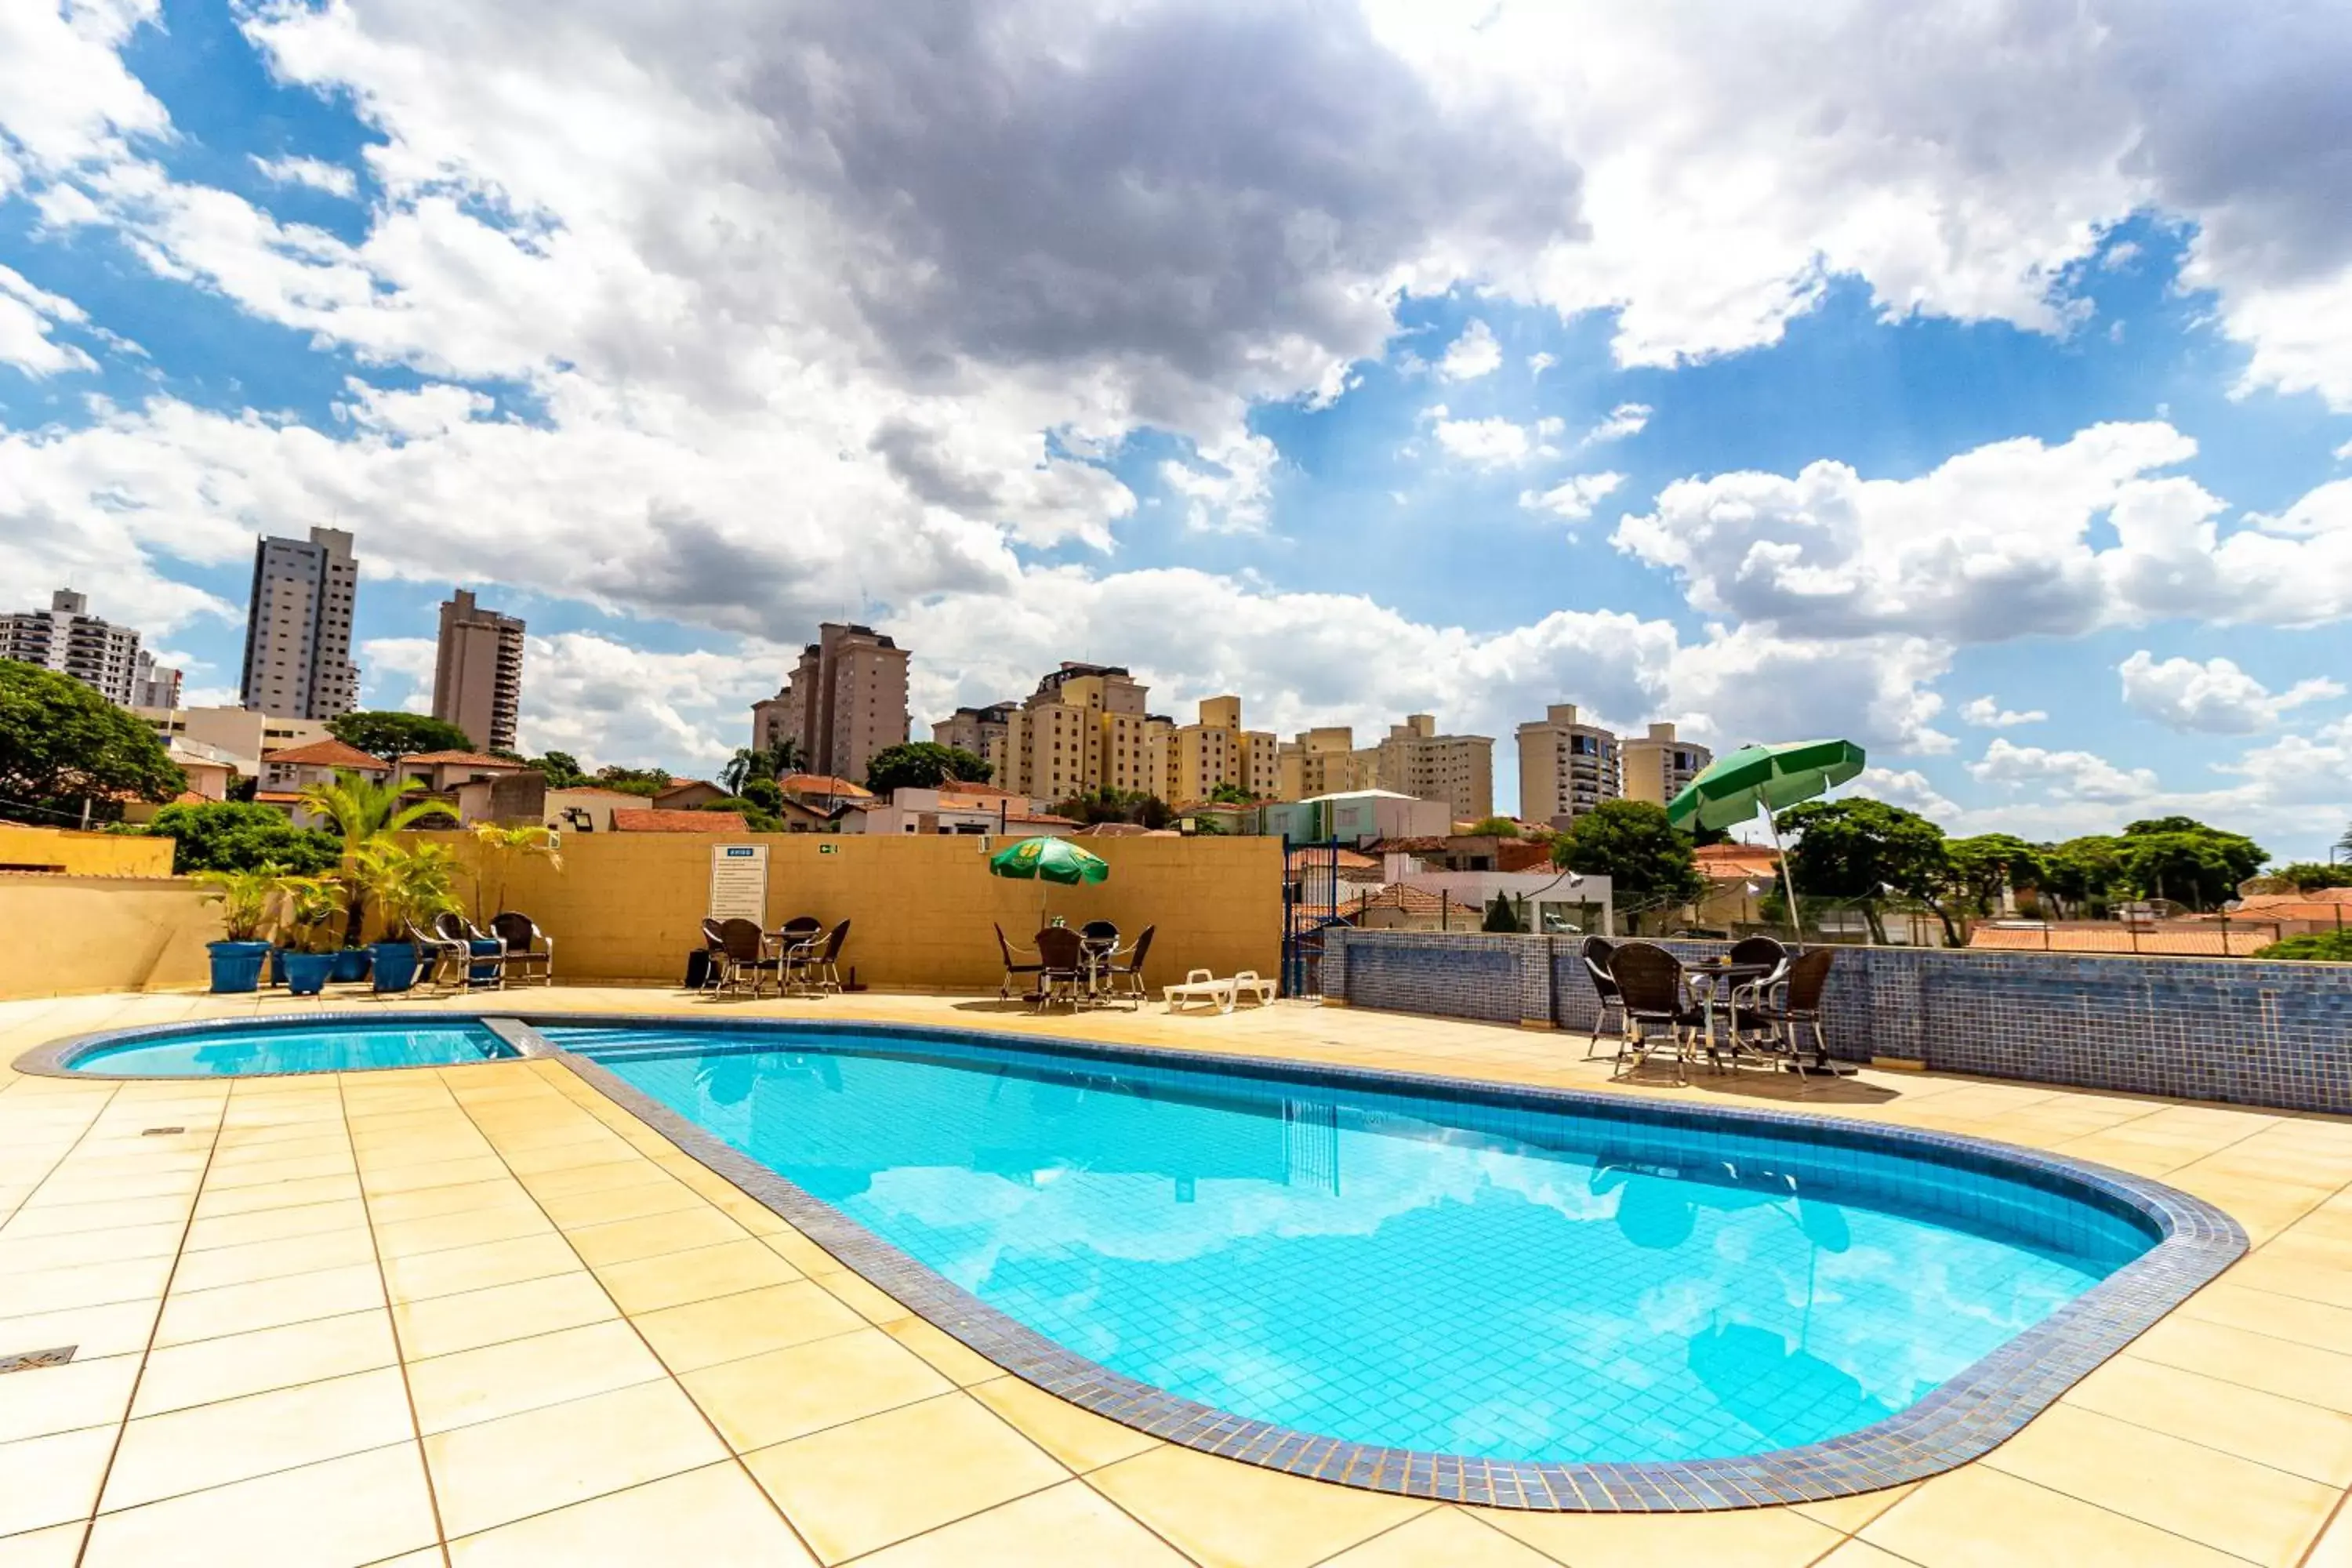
466 822 563 926
192 866 282 993
274 873 346 996
296 769 448 983
358 840 462 994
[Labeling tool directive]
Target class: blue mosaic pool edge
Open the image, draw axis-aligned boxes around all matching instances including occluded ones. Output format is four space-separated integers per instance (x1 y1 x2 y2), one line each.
526 1011 2245 1512
11 1010 539 1080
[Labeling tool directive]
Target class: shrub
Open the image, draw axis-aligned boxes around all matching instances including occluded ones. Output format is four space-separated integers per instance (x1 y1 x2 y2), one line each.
2253 930 2352 964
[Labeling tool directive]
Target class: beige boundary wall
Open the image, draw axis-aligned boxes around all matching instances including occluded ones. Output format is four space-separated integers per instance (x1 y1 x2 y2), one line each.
0 823 176 879
0 875 222 998
460 831 1283 990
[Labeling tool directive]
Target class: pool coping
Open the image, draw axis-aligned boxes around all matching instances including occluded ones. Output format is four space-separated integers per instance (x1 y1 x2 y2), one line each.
19 1007 2249 1512
8 1008 552 1079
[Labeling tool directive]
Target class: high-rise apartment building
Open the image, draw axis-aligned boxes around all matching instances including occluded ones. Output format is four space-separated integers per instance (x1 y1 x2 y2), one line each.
994 662 1159 803
130 650 181 710
2 590 143 705
1159 695 1280 805
1516 703 1622 829
1373 714 1494 823
430 589 526 752
931 702 1018 782
1276 726 1380 800
1622 722 1713 807
752 623 910 782
240 527 359 720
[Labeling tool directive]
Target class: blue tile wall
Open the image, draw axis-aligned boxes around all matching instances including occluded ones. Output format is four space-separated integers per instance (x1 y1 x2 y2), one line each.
1332 931 2352 1115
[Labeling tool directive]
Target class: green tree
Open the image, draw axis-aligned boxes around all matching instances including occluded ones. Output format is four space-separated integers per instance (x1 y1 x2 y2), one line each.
526 751 588 788
0 662 183 821
2117 816 2267 909
143 801 340 875
2277 862 2352 892
1552 800 1704 930
1054 788 1172 829
695 797 784 832
1928 833 2047 943
593 764 671 797
327 711 474 761
1480 893 1526 933
720 740 804 793
1205 781 1254 805
1465 815 1526 838
2042 835 2127 916
2254 930 2352 963
738 776 786 817
1776 797 1951 943
864 742 991 796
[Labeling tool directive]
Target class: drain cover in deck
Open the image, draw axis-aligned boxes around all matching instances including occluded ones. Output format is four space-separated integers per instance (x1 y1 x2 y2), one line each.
0 1346 76 1374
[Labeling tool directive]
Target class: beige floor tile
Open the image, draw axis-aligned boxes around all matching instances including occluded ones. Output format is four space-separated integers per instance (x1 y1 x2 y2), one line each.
164 1225 377 1294
408 1318 666 1434
1320 1507 1559 1566
82 1441 438 1568
181 1196 367 1252
1980 1402 2338 1564
361 1153 510 1196
2209 1254 2352 1313
153 1261 383 1346
744 1390 1066 1562
880 1316 1005 1386
0 1192 190 1238
680 1327 955 1452
209 1133 352 1168
390 1269 620 1360
538 1177 702 1230
2128 1316 2352 1413
0 1218 183 1273
371 1202 555 1260
2306 1504 2352 1568
5 1253 173 1316
0 1425 121 1537
811 1268 914 1327
424 1377 729 1539
190 1172 360 1218
496 1137 641 1177
132 1308 397 1417
379 1231 580 1303
853 1478 1190 1568
1811 1540 1936 1566
363 1177 535 1225
0 1298 160 1362
514 1158 675 1202
0 1352 139 1443
446 1460 816 1567
1791 1482 1917 1534
1860 1465 2244 1568
633 1279 864 1373
757 1227 848 1276
202 1151 356 1189
1089 1443 1432 1568
967 1376 1162 1474
101 1364 416 1512
1476 1504 1845 1567
566 1206 747 1268
2063 1354 2352 1485
594 1236 803 1315
0 1522 86 1568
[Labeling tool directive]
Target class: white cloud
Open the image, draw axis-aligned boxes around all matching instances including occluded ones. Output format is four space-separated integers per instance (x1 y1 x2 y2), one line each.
1665 626 1955 757
1959 696 2047 728
1159 433 1276 535
2118 651 2343 735
1526 350 1557 376
1967 739 2161 804
249 154 358 198
1437 318 1503 381
0 263 95 375
1432 414 1557 467
1518 471 1624 520
1850 767 1960 820
1583 402 1651 444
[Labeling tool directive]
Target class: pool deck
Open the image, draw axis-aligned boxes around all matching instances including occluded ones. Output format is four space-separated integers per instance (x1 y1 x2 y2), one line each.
4 987 2351 1567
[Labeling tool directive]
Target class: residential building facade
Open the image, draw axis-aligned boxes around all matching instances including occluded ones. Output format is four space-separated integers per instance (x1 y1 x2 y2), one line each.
134 707 332 774
430 589 526 753
130 651 181 710
1159 695 1280 805
931 702 1017 782
253 737 390 826
1258 789 1452 846
846 784 1076 837
753 623 909 783
995 662 1160 804
1372 713 1494 823
1276 726 1379 801
1621 721 1713 807
1516 702 1622 829
2 590 143 704
240 527 360 720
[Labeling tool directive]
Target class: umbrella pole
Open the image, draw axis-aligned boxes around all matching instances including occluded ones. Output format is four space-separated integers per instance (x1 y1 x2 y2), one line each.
1762 803 1804 944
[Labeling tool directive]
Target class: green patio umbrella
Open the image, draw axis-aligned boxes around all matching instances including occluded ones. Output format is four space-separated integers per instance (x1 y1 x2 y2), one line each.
1666 739 1865 938
988 835 1109 923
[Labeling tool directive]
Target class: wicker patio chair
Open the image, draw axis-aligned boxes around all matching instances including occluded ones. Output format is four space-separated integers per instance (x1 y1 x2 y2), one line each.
490 913 554 986
1607 942 1707 1086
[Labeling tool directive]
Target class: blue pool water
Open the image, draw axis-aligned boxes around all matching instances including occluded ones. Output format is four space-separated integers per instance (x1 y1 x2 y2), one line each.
71 1022 517 1076
573 1026 2154 1466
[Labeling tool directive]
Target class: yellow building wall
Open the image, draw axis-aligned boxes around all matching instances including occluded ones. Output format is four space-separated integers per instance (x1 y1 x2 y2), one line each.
457 831 1284 989
0 824 177 878
0 876 221 997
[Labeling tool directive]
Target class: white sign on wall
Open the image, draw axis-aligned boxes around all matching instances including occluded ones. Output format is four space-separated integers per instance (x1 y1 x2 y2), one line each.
708 844 770 924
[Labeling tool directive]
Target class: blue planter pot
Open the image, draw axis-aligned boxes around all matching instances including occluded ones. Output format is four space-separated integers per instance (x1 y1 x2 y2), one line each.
330 948 373 984
268 948 291 987
206 941 271 995
281 951 337 996
371 941 422 994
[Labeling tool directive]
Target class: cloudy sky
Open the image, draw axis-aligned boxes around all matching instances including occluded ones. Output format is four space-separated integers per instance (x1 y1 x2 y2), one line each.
4 0 2350 855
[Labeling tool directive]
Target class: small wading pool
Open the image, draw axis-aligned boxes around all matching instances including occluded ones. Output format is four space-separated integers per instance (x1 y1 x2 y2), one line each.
56 1020 517 1077
542 1021 2242 1505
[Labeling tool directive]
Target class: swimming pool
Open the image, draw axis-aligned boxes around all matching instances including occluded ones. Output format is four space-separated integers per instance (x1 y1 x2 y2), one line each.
550 1020 2241 1504
56 1019 519 1076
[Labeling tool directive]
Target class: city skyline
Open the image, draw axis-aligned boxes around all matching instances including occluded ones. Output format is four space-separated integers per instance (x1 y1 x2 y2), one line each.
2 3 2348 853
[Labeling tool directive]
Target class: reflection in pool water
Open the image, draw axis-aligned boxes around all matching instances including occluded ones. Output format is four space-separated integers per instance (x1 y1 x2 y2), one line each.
70 1023 516 1077
578 1027 2150 1466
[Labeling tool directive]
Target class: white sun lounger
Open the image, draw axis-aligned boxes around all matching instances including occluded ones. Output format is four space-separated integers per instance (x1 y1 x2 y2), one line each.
1163 968 1277 1014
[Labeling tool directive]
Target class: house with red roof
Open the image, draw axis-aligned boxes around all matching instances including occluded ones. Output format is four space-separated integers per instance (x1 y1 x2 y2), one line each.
396 750 535 794
612 808 750 833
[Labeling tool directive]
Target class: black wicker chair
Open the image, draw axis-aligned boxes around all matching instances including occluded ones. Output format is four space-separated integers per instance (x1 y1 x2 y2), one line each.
1606 942 1707 1085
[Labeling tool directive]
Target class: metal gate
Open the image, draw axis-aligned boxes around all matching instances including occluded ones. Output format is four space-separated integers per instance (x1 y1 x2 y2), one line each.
1281 838 1349 997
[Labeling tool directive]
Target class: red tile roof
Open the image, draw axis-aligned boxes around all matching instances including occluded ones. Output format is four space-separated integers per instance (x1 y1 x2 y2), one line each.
398 750 524 768
778 774 873 799
252 790 307 804
260 739 391 771
612 809 750 833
